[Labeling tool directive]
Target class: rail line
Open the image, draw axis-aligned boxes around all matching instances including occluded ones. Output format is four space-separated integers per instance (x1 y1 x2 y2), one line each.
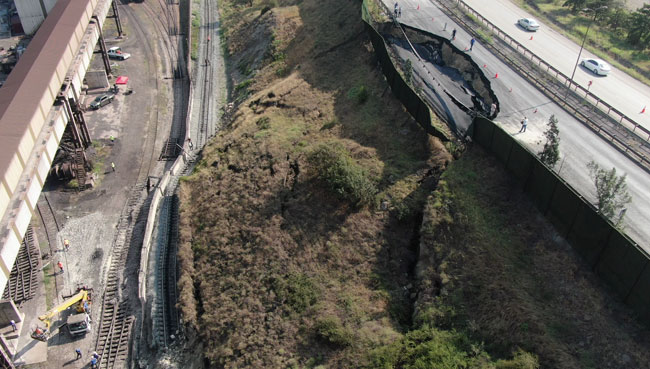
36 194 61 302
197 0 215 148
2 226 39 305
93 2 169 367
94 183 147 369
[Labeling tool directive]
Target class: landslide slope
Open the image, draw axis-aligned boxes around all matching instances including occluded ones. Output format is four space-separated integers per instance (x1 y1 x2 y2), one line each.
178 0 452 366
176 0 650 368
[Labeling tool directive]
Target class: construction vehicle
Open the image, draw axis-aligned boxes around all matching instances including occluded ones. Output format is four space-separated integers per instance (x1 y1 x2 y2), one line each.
31 286 93 341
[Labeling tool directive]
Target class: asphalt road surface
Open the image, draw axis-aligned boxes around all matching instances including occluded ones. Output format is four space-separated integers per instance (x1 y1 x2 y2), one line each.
383 0 650 251
463 0 650 131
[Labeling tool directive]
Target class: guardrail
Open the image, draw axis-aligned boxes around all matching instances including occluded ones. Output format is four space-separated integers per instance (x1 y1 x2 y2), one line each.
452 0 650 141
434 0 650 172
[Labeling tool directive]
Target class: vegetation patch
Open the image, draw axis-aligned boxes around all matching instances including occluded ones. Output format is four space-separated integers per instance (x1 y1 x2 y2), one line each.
307 143 378 206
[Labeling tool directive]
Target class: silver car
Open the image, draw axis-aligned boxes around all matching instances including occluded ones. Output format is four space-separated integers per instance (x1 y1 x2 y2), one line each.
518 18 540 31
581 58 611 76
89 93 115 109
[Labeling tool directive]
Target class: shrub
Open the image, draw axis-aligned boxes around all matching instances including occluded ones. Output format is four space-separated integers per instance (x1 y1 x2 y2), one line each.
273 273 320 313
587 161 632 224
347 85 369 104
368 325 539 369
314 315 354 347
308 143 377 206
256 116 271 130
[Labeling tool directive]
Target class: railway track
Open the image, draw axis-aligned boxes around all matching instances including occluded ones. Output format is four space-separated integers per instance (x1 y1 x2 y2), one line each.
2 226 39 305
152 191 181 347
94 183 148 369
92 3 171 367
36 194 61 301
197 0 215 148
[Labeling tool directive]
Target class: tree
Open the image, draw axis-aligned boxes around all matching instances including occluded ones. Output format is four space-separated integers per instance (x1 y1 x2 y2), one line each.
626 4 650 48
587 161 631 224
563 0 589 12
538 115 560 167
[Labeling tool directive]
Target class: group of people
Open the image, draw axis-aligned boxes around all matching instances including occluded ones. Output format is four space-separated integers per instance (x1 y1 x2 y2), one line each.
76 349 100 368
393 2 402 18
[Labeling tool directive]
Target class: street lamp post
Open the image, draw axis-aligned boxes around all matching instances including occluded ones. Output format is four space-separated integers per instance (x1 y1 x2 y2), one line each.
565 6 607 100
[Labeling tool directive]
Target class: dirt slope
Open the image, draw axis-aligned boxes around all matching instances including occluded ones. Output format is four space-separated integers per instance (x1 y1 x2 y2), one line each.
176 0 650 368
177 0 450 367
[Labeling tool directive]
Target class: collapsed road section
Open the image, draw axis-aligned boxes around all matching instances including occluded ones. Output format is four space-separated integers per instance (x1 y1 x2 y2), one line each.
376 22 499 136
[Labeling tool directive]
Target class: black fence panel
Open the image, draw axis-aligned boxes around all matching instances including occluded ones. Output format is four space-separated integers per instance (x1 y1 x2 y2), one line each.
506 143 534 183
490 127 514 164
523 161 557 214
546 183 581 237
625 262 650 323
567 203 611 267
596 232 649 301
473 117 495 147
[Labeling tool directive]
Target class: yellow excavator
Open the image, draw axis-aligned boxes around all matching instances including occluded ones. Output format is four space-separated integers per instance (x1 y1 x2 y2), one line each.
31 286 93 341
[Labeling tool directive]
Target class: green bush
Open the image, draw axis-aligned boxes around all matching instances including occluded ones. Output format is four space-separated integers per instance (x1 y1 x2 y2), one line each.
273 273 319 313
368 325 539 369
347 85 369 104
314 315 354 347
308 143 377 206
256 116 271 130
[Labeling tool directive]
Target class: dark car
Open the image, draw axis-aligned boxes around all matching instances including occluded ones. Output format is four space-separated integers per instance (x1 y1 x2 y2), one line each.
89 93 115 109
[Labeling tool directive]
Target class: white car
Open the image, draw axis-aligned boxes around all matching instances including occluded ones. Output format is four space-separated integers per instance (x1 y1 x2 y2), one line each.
517 18 540 31
107 46 130 60
581 58 611 76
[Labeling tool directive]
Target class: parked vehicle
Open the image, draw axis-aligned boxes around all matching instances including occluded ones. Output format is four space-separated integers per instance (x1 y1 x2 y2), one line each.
581 58 611 76
107 46 131 60
89 93 115 109
517 18 540 31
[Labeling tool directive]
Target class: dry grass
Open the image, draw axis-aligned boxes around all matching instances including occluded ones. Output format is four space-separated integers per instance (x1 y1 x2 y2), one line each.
177 0 449 367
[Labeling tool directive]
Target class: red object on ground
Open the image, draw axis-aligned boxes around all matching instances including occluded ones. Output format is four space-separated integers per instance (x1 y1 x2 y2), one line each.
530 35 533 40
115 76 129 85
642 106 646 114
494 73 498 78
417 4 420 10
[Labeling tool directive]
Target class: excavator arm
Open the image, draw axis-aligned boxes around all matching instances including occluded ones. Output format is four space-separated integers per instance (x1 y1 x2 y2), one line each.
38 290 88 330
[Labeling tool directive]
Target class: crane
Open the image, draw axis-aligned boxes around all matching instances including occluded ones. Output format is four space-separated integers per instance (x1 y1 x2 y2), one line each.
31 286 93 341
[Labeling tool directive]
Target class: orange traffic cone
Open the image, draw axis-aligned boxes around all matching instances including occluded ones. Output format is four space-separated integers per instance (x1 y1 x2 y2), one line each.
530 35 533 40
494 73 499 78
417 4 420 10
483 64 487 68
642 106 647 114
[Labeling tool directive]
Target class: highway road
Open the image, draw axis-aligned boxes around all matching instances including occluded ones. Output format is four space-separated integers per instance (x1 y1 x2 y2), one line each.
381 0 650 251
462 0 650 131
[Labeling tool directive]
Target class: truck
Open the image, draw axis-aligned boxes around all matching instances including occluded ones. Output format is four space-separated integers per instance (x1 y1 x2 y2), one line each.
31 286 93 341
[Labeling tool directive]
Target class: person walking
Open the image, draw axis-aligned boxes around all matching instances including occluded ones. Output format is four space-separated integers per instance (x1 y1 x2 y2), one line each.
109 135 115 143
519 116 528 133
470 37 476 51
64 239 70 251
91 357 98 369
111 162 116 172
76 348 82 360
451 28 457 40
10 320 16 332
57 261 64 274
92 351 100 360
